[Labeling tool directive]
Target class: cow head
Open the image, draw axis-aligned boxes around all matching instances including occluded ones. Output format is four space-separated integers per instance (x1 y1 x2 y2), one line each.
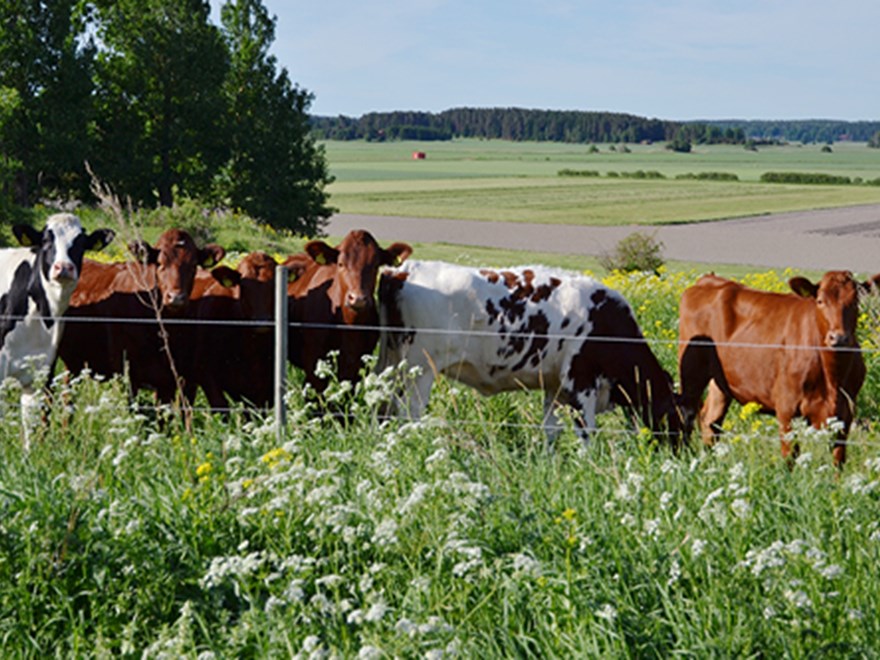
14 213 115 290
304 230 413 313
790 271 860 348
129 229 225 312
211 251 280 331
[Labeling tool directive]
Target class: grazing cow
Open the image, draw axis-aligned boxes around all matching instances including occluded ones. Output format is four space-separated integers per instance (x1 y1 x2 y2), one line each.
377 261 682 447
678 271 871 466
178 251 280 410
286 230 412 392
0 214 114 445
58 229 224 403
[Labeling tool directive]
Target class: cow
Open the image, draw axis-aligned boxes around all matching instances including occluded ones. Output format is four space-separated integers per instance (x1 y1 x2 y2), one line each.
677 271 872 467
0 213 114 446
176 251 281 411
58 228 224 404
286 229 412 393
377 260 682 448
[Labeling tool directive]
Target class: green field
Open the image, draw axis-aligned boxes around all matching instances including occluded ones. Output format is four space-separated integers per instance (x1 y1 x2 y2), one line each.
4 268 880 656
325 139 880 225
5 143 880 655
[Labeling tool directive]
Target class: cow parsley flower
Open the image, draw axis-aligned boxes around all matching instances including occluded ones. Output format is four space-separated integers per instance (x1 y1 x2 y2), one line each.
595 603 617 622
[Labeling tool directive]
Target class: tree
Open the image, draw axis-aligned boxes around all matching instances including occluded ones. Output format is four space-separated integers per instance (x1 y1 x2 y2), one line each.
0 0 94 204
214 0 332 236
88 0 228 207
869 131 880 149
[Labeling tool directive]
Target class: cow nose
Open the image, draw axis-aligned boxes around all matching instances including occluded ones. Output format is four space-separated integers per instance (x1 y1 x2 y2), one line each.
51 261 77 281
164 291 187 310
826 331 849 347
345 291 369 310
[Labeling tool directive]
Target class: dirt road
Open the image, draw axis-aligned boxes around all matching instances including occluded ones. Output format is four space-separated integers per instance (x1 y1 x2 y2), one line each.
327 204 880 273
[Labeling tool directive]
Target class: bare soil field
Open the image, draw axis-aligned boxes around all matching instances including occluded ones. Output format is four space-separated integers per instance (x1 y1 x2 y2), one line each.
327 203 880 274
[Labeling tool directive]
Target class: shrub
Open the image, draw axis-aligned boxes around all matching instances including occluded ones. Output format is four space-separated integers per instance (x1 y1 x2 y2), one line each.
598 231 665 274
675 172 740 181
558 169 600 178
760 172 852 185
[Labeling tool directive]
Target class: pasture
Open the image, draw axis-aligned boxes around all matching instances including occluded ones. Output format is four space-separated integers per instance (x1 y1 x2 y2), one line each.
3 141 880 655
3 263 880 656
325 140 880 225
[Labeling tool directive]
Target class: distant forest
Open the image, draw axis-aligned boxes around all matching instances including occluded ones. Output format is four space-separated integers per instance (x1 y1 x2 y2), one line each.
311 108 880 145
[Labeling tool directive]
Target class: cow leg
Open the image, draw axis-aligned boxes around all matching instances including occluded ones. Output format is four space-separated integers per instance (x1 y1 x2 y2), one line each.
699 380 731 446
678 336 719 441
541 395 566 452
570 389 599 452
777 414 800 466
393 369 435 421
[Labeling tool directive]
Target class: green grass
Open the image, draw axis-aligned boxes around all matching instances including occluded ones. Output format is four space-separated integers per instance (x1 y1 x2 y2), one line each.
3 268 880 655
324 139 880 225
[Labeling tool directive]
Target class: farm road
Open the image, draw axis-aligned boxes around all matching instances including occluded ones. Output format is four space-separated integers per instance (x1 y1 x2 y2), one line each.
328 203 880 274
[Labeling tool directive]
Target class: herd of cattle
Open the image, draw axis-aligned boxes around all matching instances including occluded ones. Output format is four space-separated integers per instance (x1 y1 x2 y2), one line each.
0 212 876 466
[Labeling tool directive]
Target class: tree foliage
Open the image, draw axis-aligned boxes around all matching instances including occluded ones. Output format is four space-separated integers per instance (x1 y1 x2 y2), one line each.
0 0 94 204
0 0 332 236
214 0 333 235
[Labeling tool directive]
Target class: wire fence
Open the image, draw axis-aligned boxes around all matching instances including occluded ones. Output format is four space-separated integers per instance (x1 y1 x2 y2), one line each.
4 274 880 453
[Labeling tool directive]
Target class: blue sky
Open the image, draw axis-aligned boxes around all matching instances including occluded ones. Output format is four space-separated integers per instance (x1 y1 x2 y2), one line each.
211 1 879 121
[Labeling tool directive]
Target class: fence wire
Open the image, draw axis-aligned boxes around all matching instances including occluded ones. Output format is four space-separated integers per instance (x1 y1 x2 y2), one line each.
0 312 876 354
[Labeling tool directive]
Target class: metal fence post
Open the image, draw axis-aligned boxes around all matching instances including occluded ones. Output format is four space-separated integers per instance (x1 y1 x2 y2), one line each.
274 265 288 442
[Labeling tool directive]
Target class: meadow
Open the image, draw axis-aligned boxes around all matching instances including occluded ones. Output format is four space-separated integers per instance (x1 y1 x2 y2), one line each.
3 141 880 656
4 264 880 657
325 139 880 225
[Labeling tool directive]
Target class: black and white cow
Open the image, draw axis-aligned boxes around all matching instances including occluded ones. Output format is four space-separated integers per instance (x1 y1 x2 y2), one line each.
378 261 682 448
0 213 114 446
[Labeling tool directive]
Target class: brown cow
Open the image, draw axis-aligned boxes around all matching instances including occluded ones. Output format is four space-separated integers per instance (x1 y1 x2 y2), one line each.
177 251 280 410
678 271 871 466
58 229 224 403
286 230 412 392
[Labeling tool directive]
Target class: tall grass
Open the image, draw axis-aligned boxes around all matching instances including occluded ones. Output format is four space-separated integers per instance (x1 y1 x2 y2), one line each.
2 268 880 656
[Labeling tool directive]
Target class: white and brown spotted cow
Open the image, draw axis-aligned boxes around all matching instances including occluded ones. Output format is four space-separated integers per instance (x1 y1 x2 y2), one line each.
0 213 114 446
377 260 682 448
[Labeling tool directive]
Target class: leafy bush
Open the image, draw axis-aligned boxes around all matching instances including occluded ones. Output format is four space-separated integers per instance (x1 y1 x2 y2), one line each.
675 172 740 181
557 169 600 177
760 172 852 185
598 231 665 274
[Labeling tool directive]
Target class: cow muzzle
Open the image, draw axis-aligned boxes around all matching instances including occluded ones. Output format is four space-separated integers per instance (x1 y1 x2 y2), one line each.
51 261 77 282
825 331 851 348
163 290 188 311
345 291 370 311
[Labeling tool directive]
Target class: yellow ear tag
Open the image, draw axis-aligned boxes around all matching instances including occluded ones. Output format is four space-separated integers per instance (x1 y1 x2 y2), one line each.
288 271 298 283
314 253 327 265
19 234 33 247
221 277 235 288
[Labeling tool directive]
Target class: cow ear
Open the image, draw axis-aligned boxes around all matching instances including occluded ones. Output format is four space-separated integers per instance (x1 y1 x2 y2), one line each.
12 224 42 248
305 240 338 266
128 240 159 264
283 254 311 281
211 265 241 289
199 244 226 269
85 228 115 252
789 277 818 298
860 273 880 296
383 242 413 267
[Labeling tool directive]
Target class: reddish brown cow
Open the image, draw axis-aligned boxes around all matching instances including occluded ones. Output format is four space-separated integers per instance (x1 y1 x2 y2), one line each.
58 229 224 402
286 230 412 392
177 251 280 410
678 271 871 466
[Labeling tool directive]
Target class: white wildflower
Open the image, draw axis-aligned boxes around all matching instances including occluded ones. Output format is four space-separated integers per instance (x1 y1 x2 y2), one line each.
357 646 382 660
692 538 707 558
595 603 617 622
365 599 388 623
731 498 751 520
819 564 843 580
373 518 399 547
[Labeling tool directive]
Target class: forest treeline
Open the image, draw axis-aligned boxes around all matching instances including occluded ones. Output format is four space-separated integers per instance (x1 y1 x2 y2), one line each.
312 108 880 146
